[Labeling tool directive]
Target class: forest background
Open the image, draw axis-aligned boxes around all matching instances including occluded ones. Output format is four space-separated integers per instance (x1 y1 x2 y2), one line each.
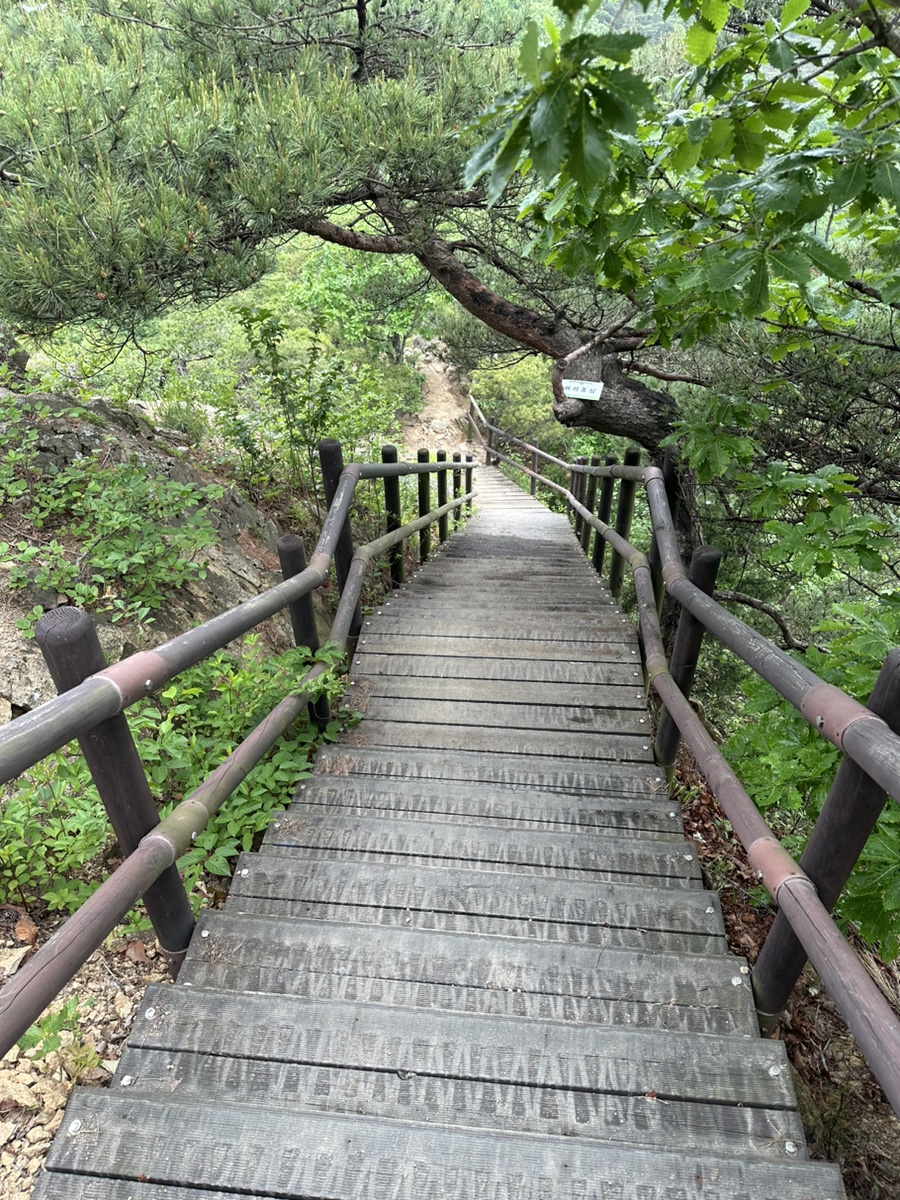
0 0 900 972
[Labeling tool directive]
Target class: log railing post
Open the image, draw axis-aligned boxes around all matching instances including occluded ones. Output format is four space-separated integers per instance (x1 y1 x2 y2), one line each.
592 454 617 576
572 457 586 540
530 444 539 496
580 457 600 555
648 446 680 614
436 449 449 543
452 452 462 526
318 438 362 644
608 449 641 599
381 444 405 588
653 545 722 774
35 608 195 978
417 448 431 562
486 419 496 466
752 648 900 1032
277 534 330 729
465 454 474 513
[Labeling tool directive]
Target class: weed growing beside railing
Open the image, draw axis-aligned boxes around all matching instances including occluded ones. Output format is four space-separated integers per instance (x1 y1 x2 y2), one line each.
0 637 353 921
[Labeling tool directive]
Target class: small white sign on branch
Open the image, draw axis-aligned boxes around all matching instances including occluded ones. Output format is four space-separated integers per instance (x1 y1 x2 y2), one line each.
562 378 604 401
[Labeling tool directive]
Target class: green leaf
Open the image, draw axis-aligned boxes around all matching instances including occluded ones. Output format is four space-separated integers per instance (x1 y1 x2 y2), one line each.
733 123 767 171
519 22 542 86
702 117 734 158
743 256 770 316
700 0 730 31
704 248 755 290
768 244 812 283
873 158 900 206
568 96 613 193
766 39 795 72
530 73 574 147
830 159 871 205
780 0 811 28
801 237 852 280
685 21 717 65
565 32 647 65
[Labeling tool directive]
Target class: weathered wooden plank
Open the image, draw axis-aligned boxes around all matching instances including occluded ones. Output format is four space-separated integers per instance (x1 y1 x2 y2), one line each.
124 987 791 1107
361 618 636 644
291 778 681 835
261 816 698 883
314 745 666 795
357 696 647 735
347 676 648 711
110 1046 808 1158
180 912 755 1014
355 633 636 663
44 1093 846 1199
229 853 718 948
339 719 653 763
179 929 751 1034
351 652 643 686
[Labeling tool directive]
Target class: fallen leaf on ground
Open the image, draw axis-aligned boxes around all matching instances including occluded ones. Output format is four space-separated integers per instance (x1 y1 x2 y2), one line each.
13 916 38 946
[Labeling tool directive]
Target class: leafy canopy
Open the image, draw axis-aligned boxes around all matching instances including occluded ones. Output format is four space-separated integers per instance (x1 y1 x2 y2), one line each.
468 0 900 347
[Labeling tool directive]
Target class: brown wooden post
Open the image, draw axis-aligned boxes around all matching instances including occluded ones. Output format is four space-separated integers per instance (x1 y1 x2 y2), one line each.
608 449 641 598
277 534 330 730
752 648 900 1031
653 546 722 774
381 445 405 587
530 444 539 496
417 448 431 562
648 446 680 614
580 457 600 555
452 452 462 526
572 457 587 540
35 608 194 977
465 454 474 514
592 454 617 576
486 419 496 466
436 450 449 542
318 438 362 644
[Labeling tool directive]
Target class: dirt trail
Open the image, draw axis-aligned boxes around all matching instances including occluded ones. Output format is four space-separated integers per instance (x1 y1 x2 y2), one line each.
398 353 479 458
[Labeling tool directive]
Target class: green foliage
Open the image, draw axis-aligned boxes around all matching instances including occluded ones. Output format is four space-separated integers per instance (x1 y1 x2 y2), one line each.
0 636 349 916
472 0 900 346
0 388 222 635
727 596 900 958
17 995 100 1078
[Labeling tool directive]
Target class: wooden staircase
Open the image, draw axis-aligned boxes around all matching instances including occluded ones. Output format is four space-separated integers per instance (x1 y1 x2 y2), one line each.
32 468 846 1200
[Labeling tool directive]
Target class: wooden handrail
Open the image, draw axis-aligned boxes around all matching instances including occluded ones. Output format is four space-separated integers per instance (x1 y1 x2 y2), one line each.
0 443 468 1056
476 411 900 1113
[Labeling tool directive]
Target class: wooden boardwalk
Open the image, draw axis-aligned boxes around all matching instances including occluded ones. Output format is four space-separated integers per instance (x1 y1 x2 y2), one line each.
33 469 845 1200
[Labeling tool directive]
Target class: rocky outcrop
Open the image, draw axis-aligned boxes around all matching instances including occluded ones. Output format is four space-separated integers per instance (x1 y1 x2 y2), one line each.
0 393 324 721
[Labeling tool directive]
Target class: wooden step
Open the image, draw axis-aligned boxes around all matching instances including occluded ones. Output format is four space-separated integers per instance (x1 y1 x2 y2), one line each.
259 815 697 884
180 911 756 1033
226 853 719 952
99 985 808 1158
35 1093 846 1200
314 744 664 795
290 777 681 835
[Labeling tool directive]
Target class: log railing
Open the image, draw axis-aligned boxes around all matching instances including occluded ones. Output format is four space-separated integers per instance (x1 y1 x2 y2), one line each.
0 440 473 1056
471 404 900 1116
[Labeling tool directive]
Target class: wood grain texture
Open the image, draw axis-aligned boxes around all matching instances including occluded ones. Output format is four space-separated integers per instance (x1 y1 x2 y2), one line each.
111 1046 808 1157
290 778 682 835
314 745 665 794
260 817 698 883
43 1093 846 1200
181 912 753 1017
